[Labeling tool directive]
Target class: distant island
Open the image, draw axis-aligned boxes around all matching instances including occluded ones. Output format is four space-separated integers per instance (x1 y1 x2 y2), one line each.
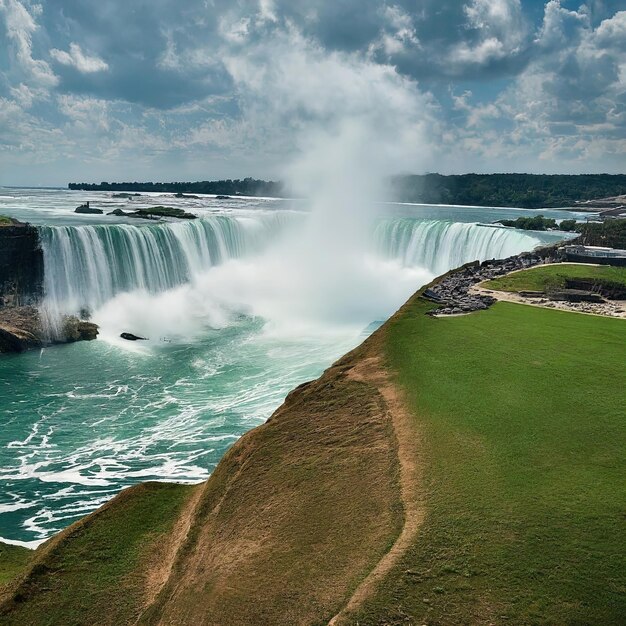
69 173 626 209
69 178 282 198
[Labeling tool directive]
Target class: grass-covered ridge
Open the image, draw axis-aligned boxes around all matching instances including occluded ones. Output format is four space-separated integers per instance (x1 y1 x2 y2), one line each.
0 544 31 587
0 353 404 625
484 263 626 292
0 482 196 625
355 298 626 624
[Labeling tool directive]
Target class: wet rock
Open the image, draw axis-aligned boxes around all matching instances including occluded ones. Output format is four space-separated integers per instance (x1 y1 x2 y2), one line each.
120 332 147 341
0 219 43 306
63 317 99 342
0 307 99 353
75 202 103 214
0 306 42 352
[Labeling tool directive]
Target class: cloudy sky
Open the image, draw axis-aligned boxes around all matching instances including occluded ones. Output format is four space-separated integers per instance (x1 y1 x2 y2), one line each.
0 0 624 186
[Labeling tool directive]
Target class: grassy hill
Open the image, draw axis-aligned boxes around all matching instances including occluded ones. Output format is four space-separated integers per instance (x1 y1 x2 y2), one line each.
354 298 625 624
1 266 624 625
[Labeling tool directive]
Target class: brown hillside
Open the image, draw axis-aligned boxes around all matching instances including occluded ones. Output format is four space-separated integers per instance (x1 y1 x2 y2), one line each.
0 329 420 625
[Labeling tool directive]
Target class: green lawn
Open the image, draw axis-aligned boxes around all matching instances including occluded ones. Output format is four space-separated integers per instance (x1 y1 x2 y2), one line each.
357 299 626 624
484 263 626 292
0 215 13 226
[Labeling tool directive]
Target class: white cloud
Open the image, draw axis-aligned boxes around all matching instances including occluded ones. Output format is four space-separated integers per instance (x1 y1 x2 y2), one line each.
0 0 58 86
9 82 44 107
594 10 626 50
448 1 626 170
449 0 526 66
50 43 109 73
373 5 420 56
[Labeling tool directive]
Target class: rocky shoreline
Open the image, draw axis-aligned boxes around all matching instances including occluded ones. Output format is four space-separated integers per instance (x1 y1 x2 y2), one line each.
424 244 625 318
0 306 98 353
423 245 564 315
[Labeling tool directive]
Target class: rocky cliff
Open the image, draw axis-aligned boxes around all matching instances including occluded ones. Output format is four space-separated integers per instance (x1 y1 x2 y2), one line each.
0 219 43 307
0 218 98 353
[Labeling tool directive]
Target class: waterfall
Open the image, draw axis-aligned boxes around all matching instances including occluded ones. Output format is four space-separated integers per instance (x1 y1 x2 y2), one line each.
374 219 542 275
38 214 294 331
37 214 545 334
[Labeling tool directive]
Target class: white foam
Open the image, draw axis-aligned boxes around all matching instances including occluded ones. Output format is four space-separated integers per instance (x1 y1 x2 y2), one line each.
0 536 46 550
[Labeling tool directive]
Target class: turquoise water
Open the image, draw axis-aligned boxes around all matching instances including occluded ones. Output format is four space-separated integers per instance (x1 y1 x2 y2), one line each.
0 189 583 546
0 319 355 546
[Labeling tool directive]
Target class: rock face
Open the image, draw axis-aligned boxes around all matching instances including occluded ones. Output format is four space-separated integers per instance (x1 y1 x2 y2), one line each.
0 306 42 352
0 220 43 307
0 218 99 354
0 306 98 353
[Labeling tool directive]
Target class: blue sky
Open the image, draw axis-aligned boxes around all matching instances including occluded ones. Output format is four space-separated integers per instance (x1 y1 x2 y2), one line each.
0 0 624 186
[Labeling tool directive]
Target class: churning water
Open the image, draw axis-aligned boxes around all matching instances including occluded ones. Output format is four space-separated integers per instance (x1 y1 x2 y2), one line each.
0 189 579 545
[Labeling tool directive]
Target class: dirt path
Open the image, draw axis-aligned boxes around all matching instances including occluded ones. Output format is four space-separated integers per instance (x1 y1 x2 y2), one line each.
328 355 425 625
141 483 205 613
471 284 626 319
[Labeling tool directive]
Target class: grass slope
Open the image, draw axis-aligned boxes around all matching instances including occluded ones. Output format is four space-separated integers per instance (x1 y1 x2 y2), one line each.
0 358 404 625
484 263 626 292
142 370 402 626
0 482 195 626
355 299 626 624
0 544 32 587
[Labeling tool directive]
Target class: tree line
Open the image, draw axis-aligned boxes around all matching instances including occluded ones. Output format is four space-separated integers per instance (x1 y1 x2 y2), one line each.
391 174 626 209
69 173 626 209
68 178 282 197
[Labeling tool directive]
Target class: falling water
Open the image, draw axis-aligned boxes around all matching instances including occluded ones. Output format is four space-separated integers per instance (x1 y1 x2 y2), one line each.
37 215 543 332
373 219 542 275
38 213 294 331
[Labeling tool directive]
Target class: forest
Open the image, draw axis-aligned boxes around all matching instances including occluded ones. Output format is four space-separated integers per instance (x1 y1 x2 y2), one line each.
69 173 626 209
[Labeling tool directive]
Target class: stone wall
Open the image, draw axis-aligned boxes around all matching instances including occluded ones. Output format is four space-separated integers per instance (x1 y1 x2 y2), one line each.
0 221 44 307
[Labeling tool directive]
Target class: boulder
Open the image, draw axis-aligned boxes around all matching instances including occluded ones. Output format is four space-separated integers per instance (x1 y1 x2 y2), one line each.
127 206 197 220
75 202 103 215
120 332 147 341
0 306 43 352
62 317 99 342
